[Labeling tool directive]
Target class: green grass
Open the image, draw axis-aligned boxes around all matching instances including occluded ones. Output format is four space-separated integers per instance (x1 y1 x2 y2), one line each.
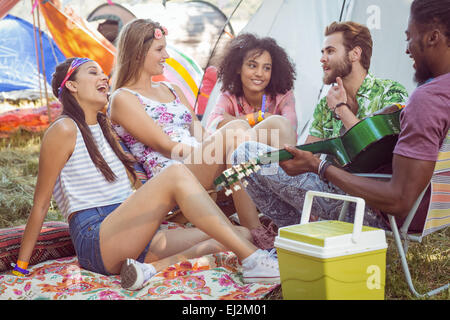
0 130 62 228
0 130 448 300
384 228 449 300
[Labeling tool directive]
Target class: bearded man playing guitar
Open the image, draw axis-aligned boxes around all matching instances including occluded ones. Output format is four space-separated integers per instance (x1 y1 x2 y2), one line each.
230 2 449 241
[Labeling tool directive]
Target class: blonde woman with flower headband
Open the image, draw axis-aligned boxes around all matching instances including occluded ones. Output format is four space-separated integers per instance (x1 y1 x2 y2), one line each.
12 57 280 291
109 19 283 249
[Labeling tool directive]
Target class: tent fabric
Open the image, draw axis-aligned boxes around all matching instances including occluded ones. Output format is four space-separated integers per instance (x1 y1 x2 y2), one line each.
163 45 204 109
0 0 20 20
38 2 203 108
87 2 136 31
0 102 62 137
202 0 415 143
0 14 65 92
196 66 218 115
345 0 415 93
38 1 116 76
128 1 233 69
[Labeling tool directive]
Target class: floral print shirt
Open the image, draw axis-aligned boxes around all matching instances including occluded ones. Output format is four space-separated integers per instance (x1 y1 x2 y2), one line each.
109 82 200 180
309 72 409 139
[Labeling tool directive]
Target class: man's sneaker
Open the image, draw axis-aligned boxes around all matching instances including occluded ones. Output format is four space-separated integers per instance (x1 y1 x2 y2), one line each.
242 249 280 284
120 258 157 290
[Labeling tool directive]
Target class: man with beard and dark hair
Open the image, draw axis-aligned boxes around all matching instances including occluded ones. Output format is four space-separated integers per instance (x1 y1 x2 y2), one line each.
407 0 450 85
306 21 408 143
230 0 449 244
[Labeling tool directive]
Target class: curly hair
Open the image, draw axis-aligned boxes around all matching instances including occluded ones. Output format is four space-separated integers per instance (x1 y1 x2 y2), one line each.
218 33 296 98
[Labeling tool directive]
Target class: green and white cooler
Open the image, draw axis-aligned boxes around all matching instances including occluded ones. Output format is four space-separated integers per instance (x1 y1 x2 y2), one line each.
274 191 387 300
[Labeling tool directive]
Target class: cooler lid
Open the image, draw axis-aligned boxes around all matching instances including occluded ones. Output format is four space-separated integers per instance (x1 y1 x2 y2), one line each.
279 221 379 247
276 221 387 258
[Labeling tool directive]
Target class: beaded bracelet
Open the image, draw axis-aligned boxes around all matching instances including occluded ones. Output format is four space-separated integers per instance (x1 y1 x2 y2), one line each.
317 159 325 175
246 112 256 126
318 159 333 182
257 110 264 123
11 261 30 277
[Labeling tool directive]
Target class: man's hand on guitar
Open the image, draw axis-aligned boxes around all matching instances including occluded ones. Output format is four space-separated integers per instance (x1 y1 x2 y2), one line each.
279 145 321 176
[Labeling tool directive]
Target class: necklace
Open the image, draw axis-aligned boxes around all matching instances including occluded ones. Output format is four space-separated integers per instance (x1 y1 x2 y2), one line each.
238 94 267 114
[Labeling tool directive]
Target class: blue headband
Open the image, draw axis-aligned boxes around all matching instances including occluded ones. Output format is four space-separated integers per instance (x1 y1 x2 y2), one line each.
58 58 92 98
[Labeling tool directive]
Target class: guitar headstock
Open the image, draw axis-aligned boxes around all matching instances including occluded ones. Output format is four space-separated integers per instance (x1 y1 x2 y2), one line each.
214 159 261 196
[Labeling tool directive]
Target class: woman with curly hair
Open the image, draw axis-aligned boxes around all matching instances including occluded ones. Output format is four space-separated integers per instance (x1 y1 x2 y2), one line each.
206 33 298 148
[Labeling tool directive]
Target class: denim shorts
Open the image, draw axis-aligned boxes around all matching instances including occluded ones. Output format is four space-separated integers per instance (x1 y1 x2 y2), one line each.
68 203 152 275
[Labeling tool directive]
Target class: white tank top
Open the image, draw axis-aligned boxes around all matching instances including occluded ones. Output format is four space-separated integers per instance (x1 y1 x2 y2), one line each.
52 119 133 220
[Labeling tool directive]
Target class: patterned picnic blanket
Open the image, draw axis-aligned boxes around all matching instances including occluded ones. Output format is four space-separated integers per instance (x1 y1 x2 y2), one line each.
0 222 278 300
0 254 278 300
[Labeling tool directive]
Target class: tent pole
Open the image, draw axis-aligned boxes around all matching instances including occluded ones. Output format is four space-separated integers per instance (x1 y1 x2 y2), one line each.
339 0 347 21
193 0 243 114
31 0 44 110
36 4 52 123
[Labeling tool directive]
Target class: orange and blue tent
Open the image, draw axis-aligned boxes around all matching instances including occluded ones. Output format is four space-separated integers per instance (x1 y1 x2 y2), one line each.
38 0 203 109
0 14 65 92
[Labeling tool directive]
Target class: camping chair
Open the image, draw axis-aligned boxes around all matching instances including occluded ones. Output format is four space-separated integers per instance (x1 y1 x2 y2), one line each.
336 129 450 298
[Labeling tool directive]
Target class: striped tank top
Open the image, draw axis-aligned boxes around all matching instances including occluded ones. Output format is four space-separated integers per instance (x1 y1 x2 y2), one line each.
53 119 133 220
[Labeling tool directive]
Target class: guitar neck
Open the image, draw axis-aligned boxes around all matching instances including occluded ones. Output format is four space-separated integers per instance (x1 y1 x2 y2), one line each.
214 108 403 192
214 140 346 192
257 139 349 166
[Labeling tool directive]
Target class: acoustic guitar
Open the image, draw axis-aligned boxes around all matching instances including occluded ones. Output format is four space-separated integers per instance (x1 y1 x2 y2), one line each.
215 107 403 195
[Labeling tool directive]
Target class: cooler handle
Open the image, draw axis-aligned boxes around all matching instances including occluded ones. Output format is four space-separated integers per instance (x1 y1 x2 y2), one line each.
300 190 366 244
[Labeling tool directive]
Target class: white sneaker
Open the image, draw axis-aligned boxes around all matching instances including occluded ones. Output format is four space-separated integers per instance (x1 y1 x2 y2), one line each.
120 258 157 290
242 249 280 284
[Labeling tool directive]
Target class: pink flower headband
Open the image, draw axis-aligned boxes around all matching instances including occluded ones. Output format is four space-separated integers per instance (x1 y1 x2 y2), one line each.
144 26 168 42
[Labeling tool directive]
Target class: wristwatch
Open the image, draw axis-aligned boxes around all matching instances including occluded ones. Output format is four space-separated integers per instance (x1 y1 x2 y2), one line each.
333 102 348 119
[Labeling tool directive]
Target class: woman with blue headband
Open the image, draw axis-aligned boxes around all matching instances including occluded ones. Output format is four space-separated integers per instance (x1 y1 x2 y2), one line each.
11 57 280 290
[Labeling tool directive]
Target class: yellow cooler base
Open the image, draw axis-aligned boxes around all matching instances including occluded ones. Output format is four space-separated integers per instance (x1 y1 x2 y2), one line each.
277 247 386 300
